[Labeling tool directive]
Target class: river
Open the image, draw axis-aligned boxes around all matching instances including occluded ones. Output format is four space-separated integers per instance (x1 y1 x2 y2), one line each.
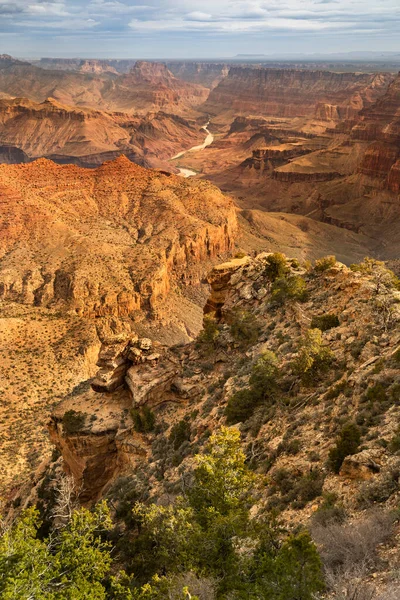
170 121 214 177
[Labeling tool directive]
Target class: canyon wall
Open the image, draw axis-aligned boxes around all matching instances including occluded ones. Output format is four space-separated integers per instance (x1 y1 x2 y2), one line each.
0 98 204 168
204 68 392 119
0 56 208 114
351 73 400 190
165 62 229 88
0 157 237 323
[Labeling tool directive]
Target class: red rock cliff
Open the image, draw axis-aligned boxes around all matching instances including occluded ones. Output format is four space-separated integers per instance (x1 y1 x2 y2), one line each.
204 68 391 119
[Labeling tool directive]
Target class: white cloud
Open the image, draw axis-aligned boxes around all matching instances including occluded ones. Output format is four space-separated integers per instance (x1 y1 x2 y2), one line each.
185 11 212 21
1 0 399 52
127 0 400 34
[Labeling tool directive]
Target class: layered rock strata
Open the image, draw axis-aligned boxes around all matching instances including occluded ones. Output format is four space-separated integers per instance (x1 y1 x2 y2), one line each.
0 157 237 323
204 68 392 119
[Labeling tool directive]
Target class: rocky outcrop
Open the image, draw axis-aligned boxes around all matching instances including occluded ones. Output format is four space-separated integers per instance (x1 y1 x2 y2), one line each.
241 146 310 172
340 450 382 480
204 256 251 318
0 157 237 324
204 68 391 119
47 251 400 509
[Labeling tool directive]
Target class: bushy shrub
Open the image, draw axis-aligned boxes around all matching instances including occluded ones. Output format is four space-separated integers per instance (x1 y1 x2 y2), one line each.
226 389 257 425
62 409 86 434
295 470 325 505
169 419 191 450
197 315 220 353
311 313 340 331
328 422 361 473
293 328 334 383
229 309 262 347
263 252 289 282
358 470 400 505
314 255 336 273
312 493 346 527
270 275 308 305
350 257 400 291
325 380 351 400
363 382 388 403
312 510 395 573
226 352 279 424
131 405 156 433
270 468 325 509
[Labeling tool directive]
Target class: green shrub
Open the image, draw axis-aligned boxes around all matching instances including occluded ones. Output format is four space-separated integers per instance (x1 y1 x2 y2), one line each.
325 380 350 400
363 382 388 403
312 493 346 526
169 419 191 450
62 410 86 434
131 405 156 433
277 438 302 456
226 389 257 425
295 470 325 504
358 469 400 505
197 316 220 352
350 257 400 291
270 275 308 305
229 309 262 347
328 422 361 473
263 253 289 282
293 329 334 383
314 255 336 272
226 352 279 424
311 314 340 332
393 348 400 363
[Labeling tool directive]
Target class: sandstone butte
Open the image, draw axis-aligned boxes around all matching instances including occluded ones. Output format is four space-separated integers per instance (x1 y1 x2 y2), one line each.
0 156 237 324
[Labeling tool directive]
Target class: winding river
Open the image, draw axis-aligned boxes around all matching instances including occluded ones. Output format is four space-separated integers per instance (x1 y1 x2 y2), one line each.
170 121 214 177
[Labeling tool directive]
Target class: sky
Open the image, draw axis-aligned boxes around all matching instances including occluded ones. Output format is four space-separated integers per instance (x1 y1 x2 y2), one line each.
1 0 400 59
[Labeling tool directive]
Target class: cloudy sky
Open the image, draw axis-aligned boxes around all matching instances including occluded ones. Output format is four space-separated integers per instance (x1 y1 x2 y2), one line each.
1 0 400 58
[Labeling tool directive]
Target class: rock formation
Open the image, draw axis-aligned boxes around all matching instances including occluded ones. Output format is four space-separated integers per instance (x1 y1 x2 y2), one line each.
0 98 204 168
47 252 400 513
351 72 400 190
166 62 229 88
33 58 137 74
0 57 208 114
203 68 392 119
0 156 237 324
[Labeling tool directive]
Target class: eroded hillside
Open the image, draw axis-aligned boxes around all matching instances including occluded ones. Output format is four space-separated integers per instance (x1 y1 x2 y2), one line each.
27 251 400 597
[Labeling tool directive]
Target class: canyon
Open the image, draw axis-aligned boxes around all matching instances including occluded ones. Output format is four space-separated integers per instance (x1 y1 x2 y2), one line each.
0 56 208 114
204 68 392 120
1 55 400 597
0 97 205 169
